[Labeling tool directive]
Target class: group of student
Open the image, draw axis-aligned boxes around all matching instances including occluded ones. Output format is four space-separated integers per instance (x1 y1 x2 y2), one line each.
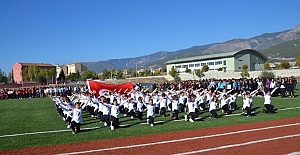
52 81 280 134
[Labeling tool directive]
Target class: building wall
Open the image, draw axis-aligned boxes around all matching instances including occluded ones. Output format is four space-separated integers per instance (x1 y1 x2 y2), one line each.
234 50 265 72
166 57 239 73
13 62 22 84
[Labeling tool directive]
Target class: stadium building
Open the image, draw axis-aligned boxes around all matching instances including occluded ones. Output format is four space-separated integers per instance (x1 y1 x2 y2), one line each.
165 49 268 74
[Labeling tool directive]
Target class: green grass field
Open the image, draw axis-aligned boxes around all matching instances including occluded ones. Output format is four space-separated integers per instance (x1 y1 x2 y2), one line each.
0 88 300 151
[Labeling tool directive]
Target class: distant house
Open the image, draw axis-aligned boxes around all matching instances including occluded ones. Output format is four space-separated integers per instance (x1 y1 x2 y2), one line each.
13 62 56 84
56 62 87 77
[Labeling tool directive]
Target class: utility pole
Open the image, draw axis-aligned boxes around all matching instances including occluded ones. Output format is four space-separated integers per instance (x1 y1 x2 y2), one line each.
136 63 138 77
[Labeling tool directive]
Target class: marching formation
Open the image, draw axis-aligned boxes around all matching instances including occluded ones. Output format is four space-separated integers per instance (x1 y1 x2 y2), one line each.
51 77 291 134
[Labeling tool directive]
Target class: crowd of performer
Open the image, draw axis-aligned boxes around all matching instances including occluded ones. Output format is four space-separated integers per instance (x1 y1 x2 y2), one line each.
51 76 297 134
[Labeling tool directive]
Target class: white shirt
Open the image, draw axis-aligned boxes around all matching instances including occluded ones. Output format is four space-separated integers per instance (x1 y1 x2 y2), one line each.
71 107 83 123
128 102 135 112
243 97 251 109
171 100 179 111
160 98 167 109
136 101 145 112
220 98 230 107
102 103 111 115
209 101 218 112
146 104 155 117
187 100 196 113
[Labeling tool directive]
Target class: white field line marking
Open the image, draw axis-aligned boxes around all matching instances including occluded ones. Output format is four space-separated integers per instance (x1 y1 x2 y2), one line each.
285 152 300 155
173 134 300 155
1 106 300 138
55 123 300 155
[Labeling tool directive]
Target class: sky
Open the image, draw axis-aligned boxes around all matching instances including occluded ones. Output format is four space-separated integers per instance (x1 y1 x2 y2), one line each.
1 0 300 75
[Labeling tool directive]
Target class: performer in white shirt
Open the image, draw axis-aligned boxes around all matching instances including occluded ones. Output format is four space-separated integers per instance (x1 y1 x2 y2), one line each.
209 97 218 119
71 102 83 134
147 99 156 127
262 87 278 114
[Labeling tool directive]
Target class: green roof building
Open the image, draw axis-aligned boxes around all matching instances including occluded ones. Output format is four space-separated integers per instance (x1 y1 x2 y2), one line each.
165 49 268 74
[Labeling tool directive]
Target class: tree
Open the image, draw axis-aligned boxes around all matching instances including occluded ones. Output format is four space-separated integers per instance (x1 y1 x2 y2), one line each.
217 68 223 71
57 70 66 82
0 69 8 83
240 64 250 78
242 64 248 70
116 70 124 79
169 67 179 77
279 61 291 69
7 72 12 82
185 67 191 73
264 62 271 70
154 70 161 76
27 64 39 81
48 68 56 84
201 65 209 72
127 68 133 77
22 67 30 82
260 71 275 79
295 56 300 67
109 68 116 79
102 69 110 79
195 69 205 79
82 70 98 80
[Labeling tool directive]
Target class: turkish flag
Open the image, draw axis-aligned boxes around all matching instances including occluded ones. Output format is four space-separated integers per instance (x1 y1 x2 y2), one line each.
87 80 133 97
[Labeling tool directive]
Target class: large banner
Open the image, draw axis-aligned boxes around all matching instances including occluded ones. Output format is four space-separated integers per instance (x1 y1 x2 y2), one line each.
87 80 133 97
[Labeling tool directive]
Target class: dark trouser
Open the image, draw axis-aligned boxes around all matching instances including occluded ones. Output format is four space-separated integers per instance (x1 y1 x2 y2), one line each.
155 107 159 114
137 111 143 120
102 115 110 126
148 116 154 124
111 116 119 128
189 112 199 121
119 105 124 114
124 108 129 115
179 103 185 112
99 111 103 121
66 116 72 125
71 121 81 133
280 88 286 98
86 106 90 112
173 110 179 119
129 110 135 117
289 88 295 97
210 109 217 118
222 104 229 112
89 107 95 115
244 106 252 116
58 108 63 117
264 104 274 113
230 102 237 110
199 103 205 110
160 107 166 117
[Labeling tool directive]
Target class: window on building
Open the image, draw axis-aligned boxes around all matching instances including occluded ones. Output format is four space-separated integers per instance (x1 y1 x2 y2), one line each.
175 65 181 69
238 67 241 69
182 65 188 68
215 61 222 65
223 60 227 65
201 63 206 66
208 62 214 66
189 64 195 67
195 63 200 67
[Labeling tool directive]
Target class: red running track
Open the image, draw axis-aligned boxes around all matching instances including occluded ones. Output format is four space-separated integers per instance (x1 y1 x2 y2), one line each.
1 117 300 155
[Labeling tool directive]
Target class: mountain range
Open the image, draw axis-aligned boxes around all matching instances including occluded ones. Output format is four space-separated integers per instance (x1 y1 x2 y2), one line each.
84 24 300 73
